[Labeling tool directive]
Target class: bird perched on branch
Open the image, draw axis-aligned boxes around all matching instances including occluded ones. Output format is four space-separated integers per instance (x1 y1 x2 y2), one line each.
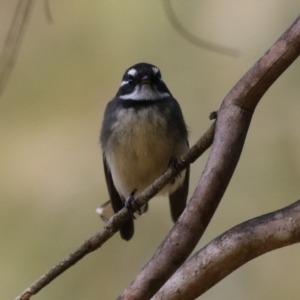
99 63 189 240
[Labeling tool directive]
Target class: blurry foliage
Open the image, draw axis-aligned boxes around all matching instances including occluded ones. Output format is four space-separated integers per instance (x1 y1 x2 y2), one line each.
0 1 300 299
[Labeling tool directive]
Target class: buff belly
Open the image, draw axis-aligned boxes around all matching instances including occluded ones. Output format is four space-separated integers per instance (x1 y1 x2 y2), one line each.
105 107 188 198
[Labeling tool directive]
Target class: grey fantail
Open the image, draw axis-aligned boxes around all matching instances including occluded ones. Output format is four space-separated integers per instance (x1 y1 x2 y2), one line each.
100 63 190 240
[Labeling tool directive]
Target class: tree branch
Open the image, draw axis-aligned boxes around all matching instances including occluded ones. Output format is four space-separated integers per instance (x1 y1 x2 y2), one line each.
162 0 239 57
153 199 300 300
0 0 34 97
118 14 300 300
14 13 300 300
14 122 215 300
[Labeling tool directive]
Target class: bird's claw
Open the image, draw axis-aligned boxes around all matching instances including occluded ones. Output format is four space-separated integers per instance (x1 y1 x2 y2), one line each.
125 189 138 219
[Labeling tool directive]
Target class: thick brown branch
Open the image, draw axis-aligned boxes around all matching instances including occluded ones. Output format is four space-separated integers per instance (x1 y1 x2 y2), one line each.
153 199 300 300
14 122 215 300
118 15 300 300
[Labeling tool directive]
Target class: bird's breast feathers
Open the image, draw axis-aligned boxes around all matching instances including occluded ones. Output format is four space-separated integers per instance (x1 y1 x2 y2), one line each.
104 107 187 197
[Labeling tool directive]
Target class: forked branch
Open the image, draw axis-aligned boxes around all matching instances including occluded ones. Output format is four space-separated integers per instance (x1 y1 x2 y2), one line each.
153 199 300 300
15 13 300 300
118 15 300 300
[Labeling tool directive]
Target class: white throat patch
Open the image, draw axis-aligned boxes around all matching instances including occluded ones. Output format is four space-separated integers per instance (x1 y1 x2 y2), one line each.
119 84 170 100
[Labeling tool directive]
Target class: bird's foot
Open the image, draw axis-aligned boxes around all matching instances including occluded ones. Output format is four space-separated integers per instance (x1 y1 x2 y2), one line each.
125 189 138 219
168 156 180 171
168 156 181 184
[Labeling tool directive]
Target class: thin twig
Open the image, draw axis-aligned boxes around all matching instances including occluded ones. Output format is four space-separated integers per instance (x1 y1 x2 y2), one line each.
162 0 239 57
0 0 35 97
44 0 53 24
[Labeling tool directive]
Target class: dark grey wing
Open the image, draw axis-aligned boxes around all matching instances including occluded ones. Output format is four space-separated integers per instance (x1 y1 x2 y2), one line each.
103 154 134 241
169 164 190 223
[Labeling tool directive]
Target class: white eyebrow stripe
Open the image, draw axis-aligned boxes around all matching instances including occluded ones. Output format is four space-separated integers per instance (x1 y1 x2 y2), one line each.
152 67 159 74
127 68 137 76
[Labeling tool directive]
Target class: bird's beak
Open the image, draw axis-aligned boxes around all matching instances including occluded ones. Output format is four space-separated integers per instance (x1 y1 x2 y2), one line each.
140 75 151 85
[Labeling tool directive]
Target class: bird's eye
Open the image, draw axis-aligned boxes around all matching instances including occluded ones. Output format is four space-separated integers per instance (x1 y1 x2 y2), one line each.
154 74 161 82
128 76 134 85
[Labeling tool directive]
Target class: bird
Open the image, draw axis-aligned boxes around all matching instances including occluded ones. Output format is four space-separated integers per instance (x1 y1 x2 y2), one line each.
100 62 189 241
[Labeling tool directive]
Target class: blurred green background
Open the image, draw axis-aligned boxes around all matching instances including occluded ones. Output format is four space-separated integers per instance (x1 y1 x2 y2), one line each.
0 1 300 299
